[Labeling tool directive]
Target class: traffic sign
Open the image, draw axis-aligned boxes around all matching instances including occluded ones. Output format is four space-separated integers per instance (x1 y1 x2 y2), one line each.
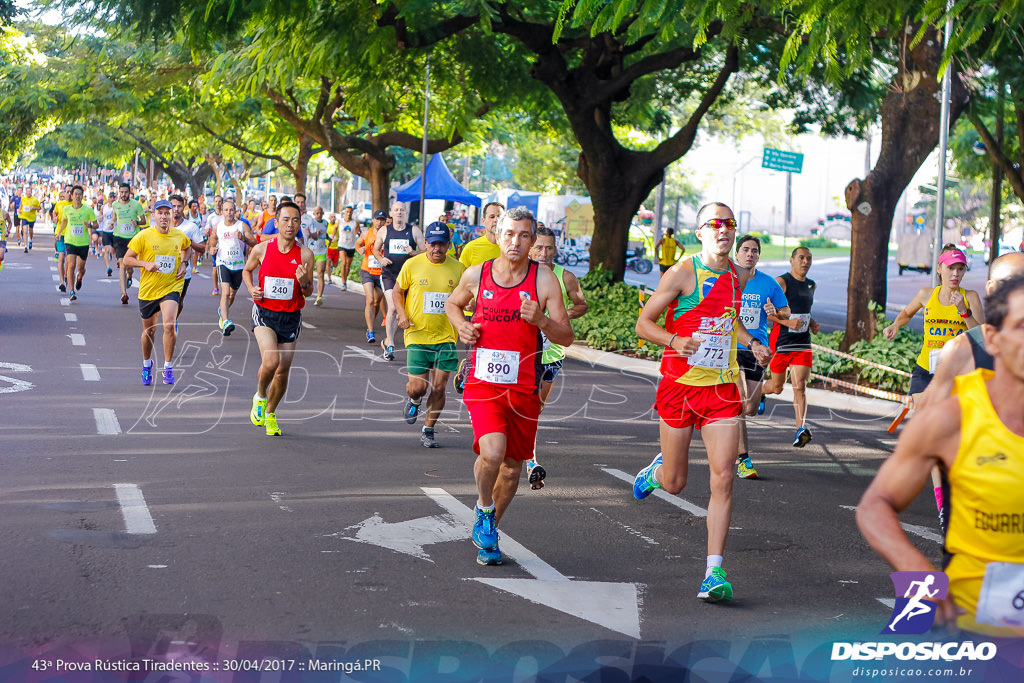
762 148 804 174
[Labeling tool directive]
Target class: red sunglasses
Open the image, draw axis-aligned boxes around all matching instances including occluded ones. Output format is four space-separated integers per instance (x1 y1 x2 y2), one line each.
699 217 737 230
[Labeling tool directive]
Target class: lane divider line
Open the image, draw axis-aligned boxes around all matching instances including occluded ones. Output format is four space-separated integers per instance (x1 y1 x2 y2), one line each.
70 334 86 346
114 484 157 534
80 364 100 381
93 408 122 435
602 467 708 517
65 313 77 322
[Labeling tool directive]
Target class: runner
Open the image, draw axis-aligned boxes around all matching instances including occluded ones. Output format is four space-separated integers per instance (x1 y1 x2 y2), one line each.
632 202 770 602
654 228 684 275
325 213 341 286
761 246 819 447
122 199 191 385
525 225 589 489
0 202 8 271
89 193 103 257
335 206 359 291
372 201 424 361
98 191 116 276
857 273 1024 638
355 211 386 343
306 205 329 306
882 243 984 399
168 194 205 319
16 186 40 253
453 202 504 391
444 207 573 565
111 182 147 305
732 234 790 478
208 198 256 336
53 188 70 290
393 221 466 448
55 185 98 302
242 200 315 436
255 195 277 238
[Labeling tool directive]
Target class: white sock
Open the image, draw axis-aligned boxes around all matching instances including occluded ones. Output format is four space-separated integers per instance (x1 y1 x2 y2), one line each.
705 555 723 578
477 503 494 513
142 359 153 368
163 361 173 370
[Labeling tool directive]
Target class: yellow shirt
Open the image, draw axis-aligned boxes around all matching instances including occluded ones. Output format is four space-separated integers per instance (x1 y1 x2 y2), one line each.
917 286 968 372
658 237 679 266
18 196 40 221
127 227 191 301
459 235 500 267
396 253 465 346
947 369 1024 637
54 201 72 235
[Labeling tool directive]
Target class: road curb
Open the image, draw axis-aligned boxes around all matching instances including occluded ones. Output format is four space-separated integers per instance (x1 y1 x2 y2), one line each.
563 343 904 418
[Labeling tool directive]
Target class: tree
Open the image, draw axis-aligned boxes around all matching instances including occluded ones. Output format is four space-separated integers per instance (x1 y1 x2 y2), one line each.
0 23 58 170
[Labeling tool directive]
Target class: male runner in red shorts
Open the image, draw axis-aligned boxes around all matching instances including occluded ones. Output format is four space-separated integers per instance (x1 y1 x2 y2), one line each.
633 201 770 602
445 207 573 566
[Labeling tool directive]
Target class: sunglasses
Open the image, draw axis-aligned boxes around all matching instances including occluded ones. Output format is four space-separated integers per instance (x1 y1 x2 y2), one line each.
699 217 737 230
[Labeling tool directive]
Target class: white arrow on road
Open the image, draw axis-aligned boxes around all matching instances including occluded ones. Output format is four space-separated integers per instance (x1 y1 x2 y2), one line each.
339 486 641 638
0 361 34 394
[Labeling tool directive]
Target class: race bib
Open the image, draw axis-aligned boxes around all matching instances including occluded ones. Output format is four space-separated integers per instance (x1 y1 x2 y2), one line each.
388 238 410 255
69 224 85 238
475 348 520 384
688 316 734 370
222 242 244 268
265 276 294 300
154 254 176 274
422 291 449 315
928 348 942 374
790 313 811 334
367 255 382 270
739 304 761 330
976 562 1024 629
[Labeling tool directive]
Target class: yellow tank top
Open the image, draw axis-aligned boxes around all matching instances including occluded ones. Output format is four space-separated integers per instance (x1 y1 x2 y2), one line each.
659 237 678 266
917 286 968 372
946 369 1024 637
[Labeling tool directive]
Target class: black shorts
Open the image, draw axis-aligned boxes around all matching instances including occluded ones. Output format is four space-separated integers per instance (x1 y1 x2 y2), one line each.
360 270 382 289
541 359 563 383
737 347 765 383
66 243 89 259
910 364 933 395
381 270 399 291
252 303 302 344
218 265 243 291
113 236 132 259
341 247 355 257
181 277 191 300
659 263 672 274
139 292 181 319
101 232 114 246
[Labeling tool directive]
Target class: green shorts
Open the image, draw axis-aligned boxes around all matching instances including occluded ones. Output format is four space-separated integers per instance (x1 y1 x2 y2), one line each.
314 253 327 263
406 342 458 376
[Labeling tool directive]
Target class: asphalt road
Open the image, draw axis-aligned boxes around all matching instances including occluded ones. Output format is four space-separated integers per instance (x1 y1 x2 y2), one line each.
0 235 994 682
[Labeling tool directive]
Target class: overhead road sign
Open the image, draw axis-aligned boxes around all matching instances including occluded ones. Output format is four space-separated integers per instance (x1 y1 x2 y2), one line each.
762 148 804 174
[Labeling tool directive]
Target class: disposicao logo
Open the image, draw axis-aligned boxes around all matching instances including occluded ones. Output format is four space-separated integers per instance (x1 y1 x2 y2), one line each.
884 571 949 635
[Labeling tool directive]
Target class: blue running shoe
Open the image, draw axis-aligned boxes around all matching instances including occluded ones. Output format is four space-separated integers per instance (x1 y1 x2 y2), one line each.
404 398 420 424
757 396 766 415
477 545 503 566
698 566 733 602
792 426 812 448
633 453 663 500
141 365 153 386
472 506 498 550
162 368 175 385
366 330 375 344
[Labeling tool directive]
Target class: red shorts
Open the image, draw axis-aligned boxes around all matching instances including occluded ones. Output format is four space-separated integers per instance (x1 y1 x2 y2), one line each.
327 248 340 262
769 349 813 374
654 378 742 430
464 384 541 462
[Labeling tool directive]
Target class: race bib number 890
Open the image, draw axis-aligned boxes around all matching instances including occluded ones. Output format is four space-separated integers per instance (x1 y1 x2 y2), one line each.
474 348 520 384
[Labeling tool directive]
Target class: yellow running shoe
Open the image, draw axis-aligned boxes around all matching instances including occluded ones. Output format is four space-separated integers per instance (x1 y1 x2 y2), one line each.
250 393 267 426
265 412 282 436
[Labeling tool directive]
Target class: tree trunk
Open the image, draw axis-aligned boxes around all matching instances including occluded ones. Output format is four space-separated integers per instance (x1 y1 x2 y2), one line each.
841 26 968 347
366 156 395 212
292 135 316 194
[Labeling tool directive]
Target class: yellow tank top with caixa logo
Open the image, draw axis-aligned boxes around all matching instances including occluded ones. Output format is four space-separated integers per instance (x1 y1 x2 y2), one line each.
917 286 968 372
945 369 1024 637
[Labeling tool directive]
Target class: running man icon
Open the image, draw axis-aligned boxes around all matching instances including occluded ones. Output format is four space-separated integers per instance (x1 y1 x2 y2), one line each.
884 571 950 634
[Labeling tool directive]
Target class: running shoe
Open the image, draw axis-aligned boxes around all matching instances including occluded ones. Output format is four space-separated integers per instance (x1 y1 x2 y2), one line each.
126 275 132 288
380 340 395 361
250 393 267 426
477 545 503 566
404 398 420 424
421 429 439 448
76 277 82 290
633 452 663 500
265 412 282 436
527 460 547 490
736 457 758 479
757 396 766 415
211 287 219 296
106 267 112 277
314 296 323 306
162 368 175 385
28 242 31 250
453 358 468 394
141 365 153 386
366 330 375 344
793 426 812 448
698 567 733 602
23 245 27 253
69 291 77 301
192 267 198 274
121 293 129 305
472 506 498 550
58 282 66 293
220 319 235 337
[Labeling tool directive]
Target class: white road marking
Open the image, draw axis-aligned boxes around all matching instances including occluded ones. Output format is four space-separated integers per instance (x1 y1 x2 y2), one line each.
602 468 708 517
70 334 86 346
60 298 70 306
51 274 59 282
49 266 57 272
114 484 157 534
301 321 316 329
840 505 942 544
80 364 100 381
93 408 122 435
65 313 77 321
345 344 378 361
0 362 34 394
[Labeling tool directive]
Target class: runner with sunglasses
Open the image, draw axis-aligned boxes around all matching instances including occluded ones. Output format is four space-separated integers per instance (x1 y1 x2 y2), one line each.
633 202 770 603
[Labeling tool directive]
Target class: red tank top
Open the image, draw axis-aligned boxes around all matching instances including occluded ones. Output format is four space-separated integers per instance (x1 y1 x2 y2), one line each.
468 260 542 394
258 239 305 312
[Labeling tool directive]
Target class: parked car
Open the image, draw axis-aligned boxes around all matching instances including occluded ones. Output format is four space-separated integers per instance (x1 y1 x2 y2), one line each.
984 242 1016 265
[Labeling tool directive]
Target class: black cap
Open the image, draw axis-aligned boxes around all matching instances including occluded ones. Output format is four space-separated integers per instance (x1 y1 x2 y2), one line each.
373 210 387 220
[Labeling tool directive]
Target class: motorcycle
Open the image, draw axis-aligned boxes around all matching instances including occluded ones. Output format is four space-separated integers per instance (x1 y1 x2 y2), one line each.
625 248 653 274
